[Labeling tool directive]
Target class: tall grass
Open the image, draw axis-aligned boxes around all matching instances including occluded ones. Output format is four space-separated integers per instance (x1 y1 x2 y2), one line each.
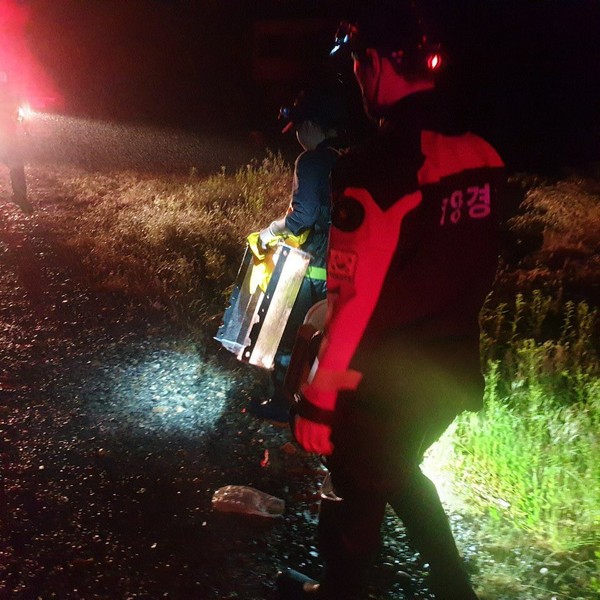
455 361 599 552
440 292 600 599
34 152 291 332
480 292 599 403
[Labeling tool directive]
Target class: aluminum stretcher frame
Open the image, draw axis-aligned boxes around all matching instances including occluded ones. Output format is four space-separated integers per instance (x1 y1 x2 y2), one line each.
215 242 312 370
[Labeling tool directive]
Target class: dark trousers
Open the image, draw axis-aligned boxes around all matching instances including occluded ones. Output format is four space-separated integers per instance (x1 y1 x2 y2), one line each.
9 165 27 202
316 340 483 599
270 276 326 405
2 145 30 212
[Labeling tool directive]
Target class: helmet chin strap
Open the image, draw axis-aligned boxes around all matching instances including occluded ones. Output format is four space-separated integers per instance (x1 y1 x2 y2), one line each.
365 67 387 123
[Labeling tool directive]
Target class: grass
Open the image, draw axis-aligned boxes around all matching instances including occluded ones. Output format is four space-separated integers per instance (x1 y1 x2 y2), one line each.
448 171 600 598
421 284 599 599
464 351 599 550
452 359 599 597
30 152 291 332
22 157 600 599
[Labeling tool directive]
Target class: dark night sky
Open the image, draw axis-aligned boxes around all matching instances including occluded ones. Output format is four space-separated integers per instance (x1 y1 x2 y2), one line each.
12 0 600 173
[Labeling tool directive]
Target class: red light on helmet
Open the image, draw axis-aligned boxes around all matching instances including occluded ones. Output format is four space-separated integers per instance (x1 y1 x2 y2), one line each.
427 53 442 71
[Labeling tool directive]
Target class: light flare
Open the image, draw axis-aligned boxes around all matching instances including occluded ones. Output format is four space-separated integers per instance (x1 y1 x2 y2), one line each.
17 102 32 122
427 53 442 71
421 421 462 509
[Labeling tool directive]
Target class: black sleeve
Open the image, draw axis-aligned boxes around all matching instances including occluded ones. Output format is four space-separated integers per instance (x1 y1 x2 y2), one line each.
285 150 327 235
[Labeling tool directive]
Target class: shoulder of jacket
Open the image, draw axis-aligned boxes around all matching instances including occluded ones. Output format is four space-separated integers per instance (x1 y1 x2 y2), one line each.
297 147 336 168
335 136 381 168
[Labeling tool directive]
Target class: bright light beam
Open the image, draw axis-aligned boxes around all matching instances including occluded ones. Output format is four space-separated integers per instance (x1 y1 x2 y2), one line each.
87 341 233 436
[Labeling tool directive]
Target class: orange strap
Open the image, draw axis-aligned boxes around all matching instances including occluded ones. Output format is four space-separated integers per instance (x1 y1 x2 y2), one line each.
309 368 362 392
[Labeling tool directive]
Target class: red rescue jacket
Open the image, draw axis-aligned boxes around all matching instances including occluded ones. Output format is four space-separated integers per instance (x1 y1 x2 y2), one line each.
304 90 505 413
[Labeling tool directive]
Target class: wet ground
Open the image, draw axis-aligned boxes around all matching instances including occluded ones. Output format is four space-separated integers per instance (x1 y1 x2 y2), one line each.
0 117 474 600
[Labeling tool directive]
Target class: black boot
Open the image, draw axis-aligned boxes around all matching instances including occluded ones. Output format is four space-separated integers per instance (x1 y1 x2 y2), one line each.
429 575 480 600
247 396 290 426
276 569 322 599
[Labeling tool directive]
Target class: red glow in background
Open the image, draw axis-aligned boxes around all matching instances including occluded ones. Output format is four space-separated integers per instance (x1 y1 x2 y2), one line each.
0 0 61 109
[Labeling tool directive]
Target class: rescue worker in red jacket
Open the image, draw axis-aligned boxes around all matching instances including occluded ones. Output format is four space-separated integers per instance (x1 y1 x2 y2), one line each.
249 86 347 424
277 3 505 599
0 70 32 215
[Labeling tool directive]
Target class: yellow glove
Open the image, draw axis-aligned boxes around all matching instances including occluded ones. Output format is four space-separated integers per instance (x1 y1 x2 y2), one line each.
245 228 311 294
246 232 277 293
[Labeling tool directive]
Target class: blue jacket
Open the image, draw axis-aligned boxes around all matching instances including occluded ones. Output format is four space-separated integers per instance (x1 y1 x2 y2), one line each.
285 139 341 269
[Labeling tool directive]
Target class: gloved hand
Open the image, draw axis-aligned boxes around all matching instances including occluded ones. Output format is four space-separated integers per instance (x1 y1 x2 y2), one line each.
258 217 292 251
258 223 278 250
292 414 334 455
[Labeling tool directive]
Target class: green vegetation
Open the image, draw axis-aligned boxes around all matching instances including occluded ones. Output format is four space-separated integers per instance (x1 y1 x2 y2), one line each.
449 173 600 599
29 157 599 599
451 295 600 599
476 302 598 549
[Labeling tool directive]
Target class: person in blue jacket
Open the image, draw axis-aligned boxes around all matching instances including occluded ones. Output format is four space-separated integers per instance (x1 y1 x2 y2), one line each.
249 86 347 424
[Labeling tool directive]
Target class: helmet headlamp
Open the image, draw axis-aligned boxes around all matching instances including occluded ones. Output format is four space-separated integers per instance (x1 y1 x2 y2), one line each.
330 21 361 56
278 104 297 133
278 106 292 122
278 86 349 135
